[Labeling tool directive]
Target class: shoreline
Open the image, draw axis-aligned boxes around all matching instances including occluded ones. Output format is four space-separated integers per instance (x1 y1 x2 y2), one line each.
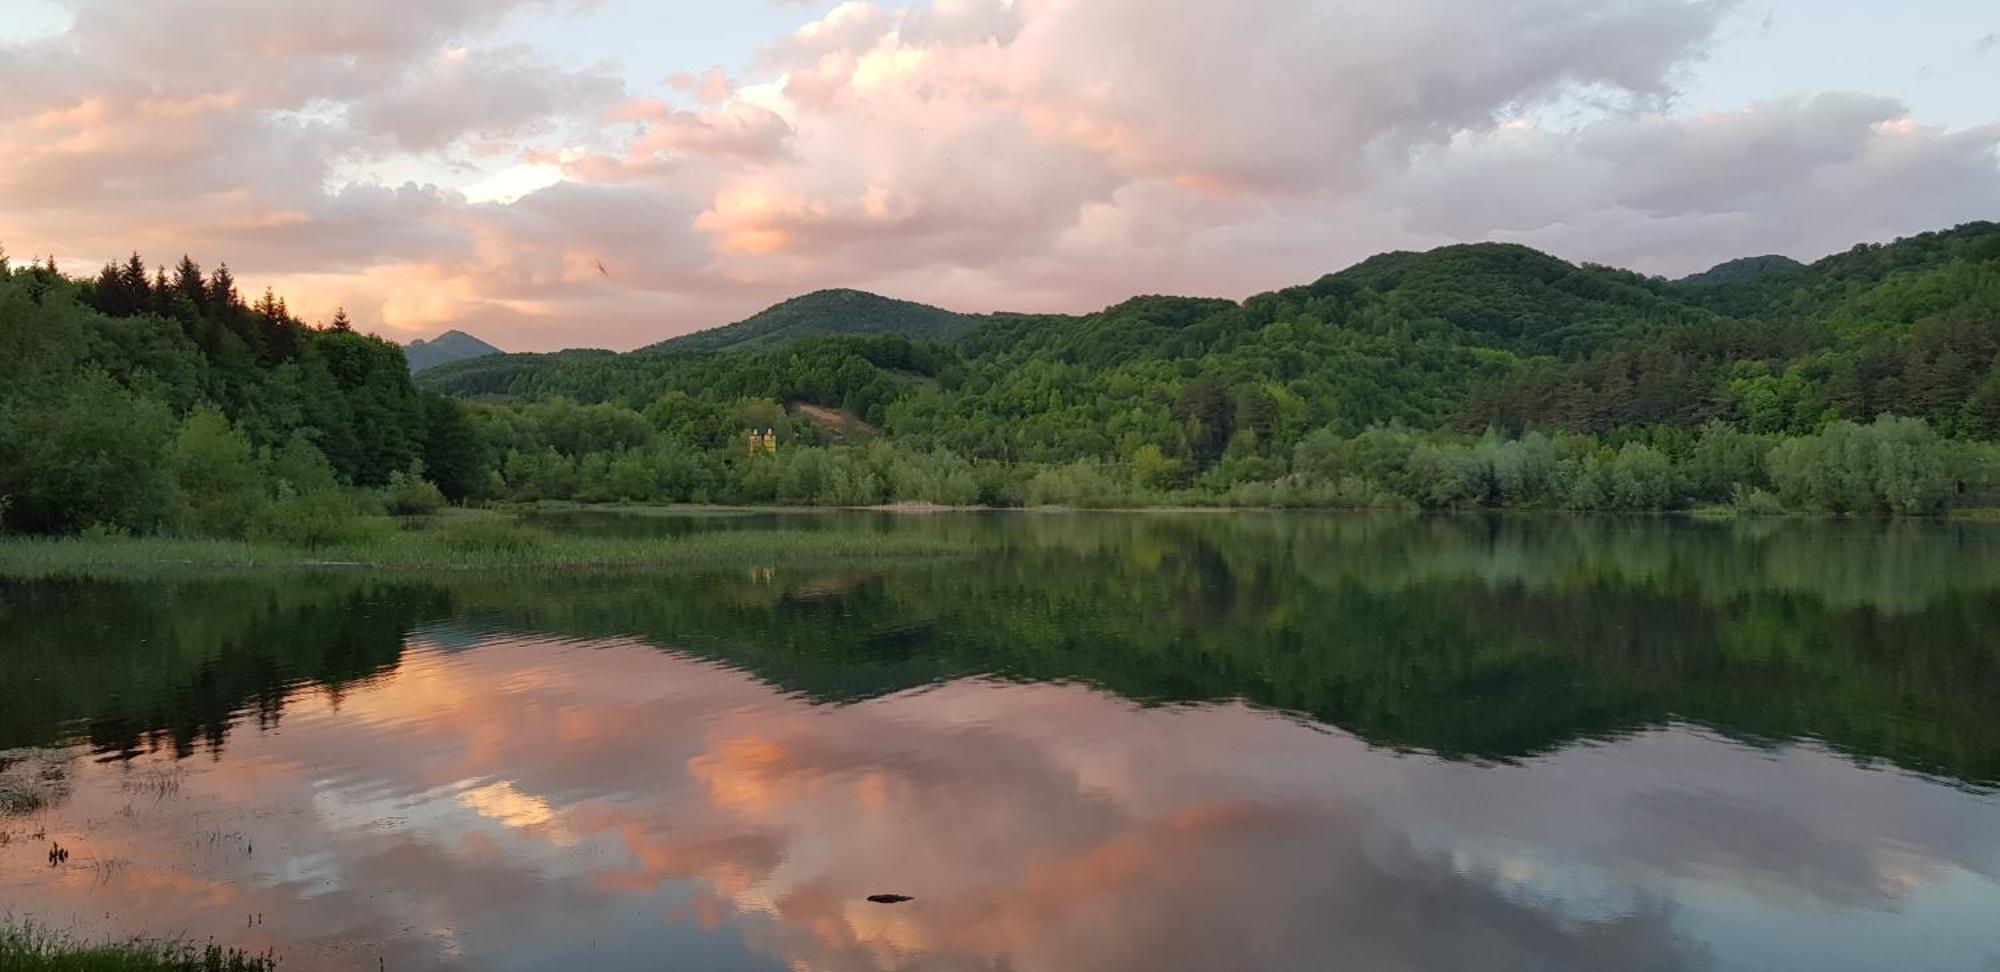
513 499 2000 520
0 521 970 579
4 505 1996 580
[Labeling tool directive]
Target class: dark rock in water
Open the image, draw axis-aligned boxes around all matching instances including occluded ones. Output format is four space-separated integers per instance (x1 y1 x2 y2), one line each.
866 894 914 904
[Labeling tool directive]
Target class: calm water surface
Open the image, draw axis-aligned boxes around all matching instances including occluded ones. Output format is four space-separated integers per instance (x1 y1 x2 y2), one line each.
2 514 1999 970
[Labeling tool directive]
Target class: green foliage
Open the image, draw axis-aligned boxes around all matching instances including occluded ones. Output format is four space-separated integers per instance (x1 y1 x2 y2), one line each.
0 921 275 972
1727 486 1789 517
0 372 179 534
772 448 884 506
1026 462 1134 508
267 432 340 496
1767 417 1958 515
9 224 2000 534
1607 443 1677 510
421 394 489 501
879 445 981 505
432 516 552 556
248 489 379 550
643 288 984 353
0 252 441 536
380 462 447 516
1129 444 1183 491
418 223 2000 503
171 408 266 538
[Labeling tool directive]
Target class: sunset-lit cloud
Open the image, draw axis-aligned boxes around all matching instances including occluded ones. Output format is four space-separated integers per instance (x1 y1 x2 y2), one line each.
1 0 1996 350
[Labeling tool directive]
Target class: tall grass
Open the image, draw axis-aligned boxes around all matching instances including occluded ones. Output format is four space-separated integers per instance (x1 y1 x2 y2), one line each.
0 922 274 971
0 513 967 578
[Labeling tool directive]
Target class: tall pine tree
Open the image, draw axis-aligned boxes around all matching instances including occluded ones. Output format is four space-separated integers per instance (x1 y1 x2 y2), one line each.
173 256 206 313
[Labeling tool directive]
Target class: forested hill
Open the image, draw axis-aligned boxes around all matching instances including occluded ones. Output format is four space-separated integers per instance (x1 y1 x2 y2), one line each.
1672 255 1806 287
424 222 2000 447
642 288 984 353
7 222 1999 537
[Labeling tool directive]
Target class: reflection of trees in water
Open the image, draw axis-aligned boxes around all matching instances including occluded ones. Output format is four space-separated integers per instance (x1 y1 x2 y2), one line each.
0 579 444 757
2 514 1996 783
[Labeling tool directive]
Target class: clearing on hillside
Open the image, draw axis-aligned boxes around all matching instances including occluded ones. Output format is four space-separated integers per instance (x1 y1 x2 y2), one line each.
790 403 879 440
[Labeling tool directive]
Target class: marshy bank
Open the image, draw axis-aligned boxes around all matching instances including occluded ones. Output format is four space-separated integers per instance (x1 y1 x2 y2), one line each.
0 510 970 579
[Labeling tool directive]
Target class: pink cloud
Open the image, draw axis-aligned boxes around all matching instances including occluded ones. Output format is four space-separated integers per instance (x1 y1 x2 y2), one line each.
2 0 1996 352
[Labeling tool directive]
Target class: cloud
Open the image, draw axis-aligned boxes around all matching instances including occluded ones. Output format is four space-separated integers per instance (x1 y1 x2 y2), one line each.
1 0 1996 350
1395 95 2000 273
348 45 625 152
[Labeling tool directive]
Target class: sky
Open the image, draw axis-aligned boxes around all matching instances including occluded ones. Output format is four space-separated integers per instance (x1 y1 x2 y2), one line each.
1 0 1996 351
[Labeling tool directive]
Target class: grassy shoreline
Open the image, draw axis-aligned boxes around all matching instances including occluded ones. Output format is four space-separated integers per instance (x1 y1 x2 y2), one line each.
516 499 2000 519
0 515 968 579
6 504 1997 580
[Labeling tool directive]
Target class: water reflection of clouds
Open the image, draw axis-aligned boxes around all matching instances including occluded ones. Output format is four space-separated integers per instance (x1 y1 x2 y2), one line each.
4 632 1997 970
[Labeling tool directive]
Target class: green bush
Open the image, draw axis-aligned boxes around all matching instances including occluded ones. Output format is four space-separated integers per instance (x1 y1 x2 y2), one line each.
172 408 267 538
0 373 179 534
1607 443 1677 510
1728 485 1789 516
248 489 380 549
1768 416 1954 515
1026 462 1132 508
381 463 447 516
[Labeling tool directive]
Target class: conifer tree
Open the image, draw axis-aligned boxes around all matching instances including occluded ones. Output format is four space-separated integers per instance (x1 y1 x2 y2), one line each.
331 306 353 331
152 268 173 314
173 255 205 311
208 263 238 312
121 252 149 306
94 262 126 314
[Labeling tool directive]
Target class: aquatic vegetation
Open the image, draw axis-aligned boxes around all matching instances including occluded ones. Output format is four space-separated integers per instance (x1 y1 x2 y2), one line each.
0 922 274 971
0 750 70 816
0 516 967 578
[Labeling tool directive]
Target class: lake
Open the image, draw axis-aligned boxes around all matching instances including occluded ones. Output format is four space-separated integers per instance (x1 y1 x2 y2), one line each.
3 513 1999 970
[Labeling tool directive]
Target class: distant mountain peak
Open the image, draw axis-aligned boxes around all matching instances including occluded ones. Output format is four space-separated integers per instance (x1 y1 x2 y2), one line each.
404 329 502 373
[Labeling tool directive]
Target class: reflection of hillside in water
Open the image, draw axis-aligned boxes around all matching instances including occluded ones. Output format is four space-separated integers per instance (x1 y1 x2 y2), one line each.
2 515 1998 784
8 634 1997 971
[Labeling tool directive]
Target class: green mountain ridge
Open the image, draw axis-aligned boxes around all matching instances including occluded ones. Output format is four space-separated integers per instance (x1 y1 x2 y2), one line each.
418 220 2000 466
1672 254 1807 287
7 222 1998 538
642 288 985 354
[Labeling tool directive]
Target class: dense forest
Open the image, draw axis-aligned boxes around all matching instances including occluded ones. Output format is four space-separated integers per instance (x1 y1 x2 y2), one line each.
3 222 1999 539
0 247 482 538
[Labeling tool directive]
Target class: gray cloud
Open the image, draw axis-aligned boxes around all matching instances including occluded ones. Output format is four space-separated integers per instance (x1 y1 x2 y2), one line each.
1394 95 2000 275
349 46 625 152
